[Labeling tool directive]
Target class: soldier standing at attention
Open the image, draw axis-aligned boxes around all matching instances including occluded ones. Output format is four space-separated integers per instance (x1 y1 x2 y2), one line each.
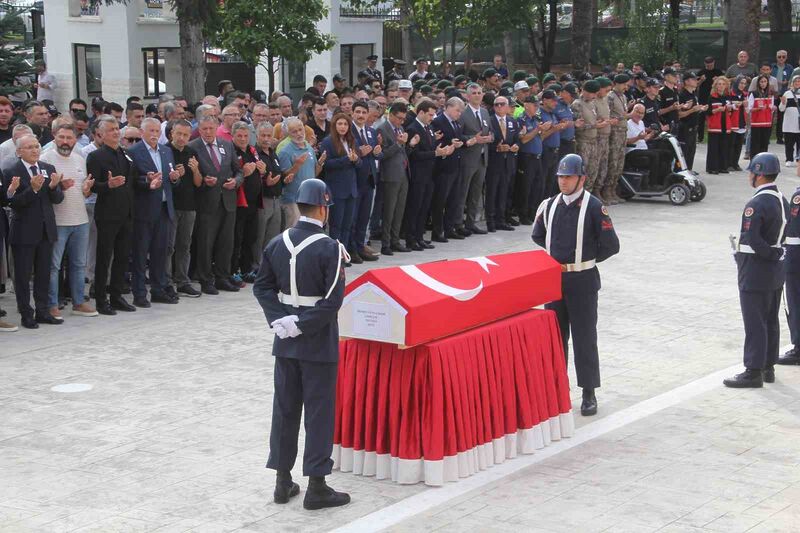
532 154 620 416
779 164 800 366
593 77 615 199
604 74 629 204
724 153 790 388
572 80 607 193
253 178 351 510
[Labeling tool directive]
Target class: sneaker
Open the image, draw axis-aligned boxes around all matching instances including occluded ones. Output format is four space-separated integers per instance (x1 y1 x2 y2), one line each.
0 320 18 332
71 302 99 317
786 161 796 167
177 284 202 298
231 273 246 288
49 307 64 321
243 270 257 284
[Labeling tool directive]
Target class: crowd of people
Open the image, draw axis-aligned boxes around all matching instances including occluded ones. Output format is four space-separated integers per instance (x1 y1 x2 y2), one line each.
0 50 797 332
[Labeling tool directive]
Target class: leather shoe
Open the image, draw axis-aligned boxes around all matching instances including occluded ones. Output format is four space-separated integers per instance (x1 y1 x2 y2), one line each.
391 243 411 253
359 248 379 261
457 227 473 237
133 297 151 309
216 279 240 292
407 241 424 251
445 230 465 240
274 470 300 504
506 217 520 227
97 301 117 316
497 223 515 231
420 240 435 249
35 313 63 325
178 284 202 298
466 225 488 235
763 366 775 384
349 249 364 264
580 389 597 416
111 296 136 312
486 222 496 233
151 293 179 304
723 369 763 388
777 351 800 365
303 476 351 510
432 233 449 243
201 283 219 295
381 246 394 256
21 316 39 329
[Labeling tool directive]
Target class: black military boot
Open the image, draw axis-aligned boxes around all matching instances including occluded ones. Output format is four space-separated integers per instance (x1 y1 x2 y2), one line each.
580 388 597 416
777 346 800 365
763 366 775 384
273 470 300 504
722 369 764 388
303 476 351 510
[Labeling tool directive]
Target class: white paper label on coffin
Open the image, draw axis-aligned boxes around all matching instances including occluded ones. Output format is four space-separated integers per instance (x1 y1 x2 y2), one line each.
399 257 498 302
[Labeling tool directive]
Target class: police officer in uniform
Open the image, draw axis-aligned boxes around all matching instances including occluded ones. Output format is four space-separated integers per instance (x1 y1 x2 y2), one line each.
532 154 620 415
557 84 581 162
779 176 800 365
253 178 351 510
385 59 406 83
724 153 790 388
359 54 383 85
658 67 680 133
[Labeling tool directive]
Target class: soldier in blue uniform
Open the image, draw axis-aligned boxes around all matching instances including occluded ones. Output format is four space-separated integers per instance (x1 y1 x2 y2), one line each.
253 178 351 510
779 176 800 366
532 154 620 416
725 152 790 387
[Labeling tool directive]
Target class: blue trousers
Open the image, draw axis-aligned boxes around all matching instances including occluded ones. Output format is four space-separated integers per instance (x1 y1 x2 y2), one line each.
787 273 800 347
740 289 781 370
328 195 357 251
132 204 170 299
350 180 375 251
49 223 90 307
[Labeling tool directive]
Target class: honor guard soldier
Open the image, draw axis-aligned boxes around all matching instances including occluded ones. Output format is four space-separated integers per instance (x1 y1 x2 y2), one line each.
532 154 620 416
724 153 790 388
253 178 351 510
780 173 800 365
359 54 383 85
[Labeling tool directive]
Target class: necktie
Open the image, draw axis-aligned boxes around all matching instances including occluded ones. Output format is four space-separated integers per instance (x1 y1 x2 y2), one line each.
499 118 507 140
207 143 221 172
359 128 367 145
474 108 481 125
30 165 38 176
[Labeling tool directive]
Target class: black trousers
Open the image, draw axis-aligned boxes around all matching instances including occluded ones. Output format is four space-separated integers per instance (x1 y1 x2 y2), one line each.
728 132 744 169
132 205 170 300
194 205 235 283
750 127 771 159
776 108 785 142
558 138 576 162
706 132 728 172
12 238 52 319
678 124 697 170
697 111 706 142
787 272 800 348
546 282 601 389
431 169 458 236
740 289 781 370
485 162 512 226
542 147 560 198
95 218 132 303
783 132 800 163
403 173 434 243
267 357 338 477
516 153 543 220
232 205 258 275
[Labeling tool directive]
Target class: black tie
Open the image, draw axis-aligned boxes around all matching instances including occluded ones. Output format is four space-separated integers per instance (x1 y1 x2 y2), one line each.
359 128 367 145
30 165 38 176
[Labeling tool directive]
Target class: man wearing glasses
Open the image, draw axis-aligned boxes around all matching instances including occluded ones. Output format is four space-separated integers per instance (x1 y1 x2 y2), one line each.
216 105 241 142
120 126 142 149
773 51 793 145
68 99 88 120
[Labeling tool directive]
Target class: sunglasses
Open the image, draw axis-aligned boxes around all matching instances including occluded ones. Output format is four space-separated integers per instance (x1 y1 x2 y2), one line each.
70 108 84 113
124 137 141 143
778 55 787 59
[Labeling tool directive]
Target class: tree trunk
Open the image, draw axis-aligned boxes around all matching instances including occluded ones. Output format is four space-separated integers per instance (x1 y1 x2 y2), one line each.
503 31 515 71
525 22 540 74
571 0 593 71
767 0 792 31
665 0 681 52
267 51 275 95
401 3 412 64
179 17 206 102
544 0 558 73
727 0 761 66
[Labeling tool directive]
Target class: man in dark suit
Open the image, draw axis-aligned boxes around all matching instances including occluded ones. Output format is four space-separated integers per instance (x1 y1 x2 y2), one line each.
349 101 382 263
127 117 179 307
486 95 520 232
375 102 411 255
0 167 15 331
405 100 453 250
431 97 468 242
188 115 243 294
3 134 64 328
86 115 137 316
458 83 493 235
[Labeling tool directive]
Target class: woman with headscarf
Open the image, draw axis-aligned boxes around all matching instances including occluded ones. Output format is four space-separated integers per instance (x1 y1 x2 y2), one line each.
726 75 748 171
779 75 800 166
748 74 776 157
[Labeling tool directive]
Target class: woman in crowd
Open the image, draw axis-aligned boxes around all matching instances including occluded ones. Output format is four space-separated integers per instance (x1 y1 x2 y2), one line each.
779 75 800 167
706 77 731 175
748 74 775 157
726 75 748 172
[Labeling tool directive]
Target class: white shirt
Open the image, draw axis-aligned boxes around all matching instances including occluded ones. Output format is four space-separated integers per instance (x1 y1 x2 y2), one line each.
562 188 584 206
81 143 100 204
41 150 90 226
299 215 323 228
626 119 647 153
36 71 57 101
158 120 169 145
0 138 18 168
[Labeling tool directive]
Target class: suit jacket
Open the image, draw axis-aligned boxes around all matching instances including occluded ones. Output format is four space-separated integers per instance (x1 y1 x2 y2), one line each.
351 123 382 189
319 137 360 199
376 120 409 183
86 144 135 223
405 119 438 182
461 104 491 167
431 113 464 174
127 140 176 221
4 159 63 245
0 169 8 246
488 113 519 175
188 136 243 213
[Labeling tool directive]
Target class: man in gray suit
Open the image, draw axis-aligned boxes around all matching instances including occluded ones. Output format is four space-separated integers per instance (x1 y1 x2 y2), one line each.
188 115 243 294
376 102 415 255
456 83 493 236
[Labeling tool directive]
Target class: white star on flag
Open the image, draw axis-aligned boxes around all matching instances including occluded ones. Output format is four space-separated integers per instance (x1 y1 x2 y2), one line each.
465 257 498 273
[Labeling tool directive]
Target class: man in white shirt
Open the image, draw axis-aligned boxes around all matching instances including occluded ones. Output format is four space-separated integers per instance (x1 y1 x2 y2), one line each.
34 62 57 102
40 123 98 320
625 103 663 188
81 123 102 292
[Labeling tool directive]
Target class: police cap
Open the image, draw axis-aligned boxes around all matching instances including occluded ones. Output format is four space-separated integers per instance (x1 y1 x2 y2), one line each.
393 58 407 66
748 152 781 175
662 67 678 77
682 72 697 81
297 178 334 207
557 154 585 176
645 77 660 87
582 80 601 93
366 54 378 61
579 72 594 82
613 73 631 84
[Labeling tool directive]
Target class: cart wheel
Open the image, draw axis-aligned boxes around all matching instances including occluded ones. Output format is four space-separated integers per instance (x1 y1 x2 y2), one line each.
690 181 707 202
669 183 691 205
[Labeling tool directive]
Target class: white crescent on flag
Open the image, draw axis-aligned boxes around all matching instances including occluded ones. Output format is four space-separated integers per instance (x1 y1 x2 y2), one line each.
399 257 498 302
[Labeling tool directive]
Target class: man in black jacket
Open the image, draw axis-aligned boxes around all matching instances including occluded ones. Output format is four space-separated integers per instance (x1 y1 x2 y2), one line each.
86 115 136 316
430 97 468 242
3 134 64 328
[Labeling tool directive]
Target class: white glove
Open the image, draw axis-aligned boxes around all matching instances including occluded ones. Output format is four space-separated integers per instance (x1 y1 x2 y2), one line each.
271 315 302 338
272 322 289 339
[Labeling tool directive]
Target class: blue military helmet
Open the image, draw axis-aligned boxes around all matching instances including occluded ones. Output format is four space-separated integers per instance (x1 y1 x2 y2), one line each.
748 152 781 176
296 178 334 207
556 153 585 176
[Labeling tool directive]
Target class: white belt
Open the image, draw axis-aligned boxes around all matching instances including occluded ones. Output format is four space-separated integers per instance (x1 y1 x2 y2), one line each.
561 260 596 272
785 237 800 245
278 292 322 307
738 244 782 254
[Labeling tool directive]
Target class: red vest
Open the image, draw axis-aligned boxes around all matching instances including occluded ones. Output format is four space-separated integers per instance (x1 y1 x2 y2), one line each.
727 94 746 130
750 96 773 127
707 101 728 133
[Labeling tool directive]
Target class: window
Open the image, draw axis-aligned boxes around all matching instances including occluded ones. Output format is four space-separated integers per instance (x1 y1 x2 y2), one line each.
143 48 181 97
340 44 374 86
74 44 102 99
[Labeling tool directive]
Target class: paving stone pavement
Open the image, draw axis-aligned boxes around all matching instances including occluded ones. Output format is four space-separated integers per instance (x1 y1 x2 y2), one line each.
1 143 800 532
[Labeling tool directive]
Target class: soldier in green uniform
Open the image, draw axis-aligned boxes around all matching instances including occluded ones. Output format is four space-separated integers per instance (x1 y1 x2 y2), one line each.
593 77 614 198
605 74 630 204
572 80 607 192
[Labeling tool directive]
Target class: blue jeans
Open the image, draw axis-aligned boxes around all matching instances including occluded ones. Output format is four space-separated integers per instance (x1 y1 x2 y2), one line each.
49 223 90 307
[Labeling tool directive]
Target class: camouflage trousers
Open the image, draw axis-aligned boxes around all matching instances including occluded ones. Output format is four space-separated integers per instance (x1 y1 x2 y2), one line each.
577 138 599 190
605 130 627 193
593 135 610 192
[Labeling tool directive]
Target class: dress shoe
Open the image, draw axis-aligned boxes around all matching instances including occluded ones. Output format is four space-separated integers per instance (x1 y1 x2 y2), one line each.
486 222 496 233
71 303 98 317
407 241 424 251
274 471 300 504
201 283 219 295
48 307 64 321
133 297 151 309
381 246 394 256
457 227 473 237
777 350 800 365
216 279 240 292
763 366 775 384
518 217 534 225
420 240 435 249
363 244 379 255
96 301 117 316
178 284 202 298
723 369 763 388
719 169 729 174
580 388 597 416
391 243 411 253
445 230 465 240
466 225 488 235
506 217 520 227
21 316 39 329
432 233 449 243
497 223 515 231
151 293 179 304
111 296 136 312
349 249 364 264
35 313 63 325
303 476 351 510
165 285 178 298
359 247 379 261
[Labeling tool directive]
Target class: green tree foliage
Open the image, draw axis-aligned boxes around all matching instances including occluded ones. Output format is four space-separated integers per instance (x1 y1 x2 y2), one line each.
0 2 33 97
